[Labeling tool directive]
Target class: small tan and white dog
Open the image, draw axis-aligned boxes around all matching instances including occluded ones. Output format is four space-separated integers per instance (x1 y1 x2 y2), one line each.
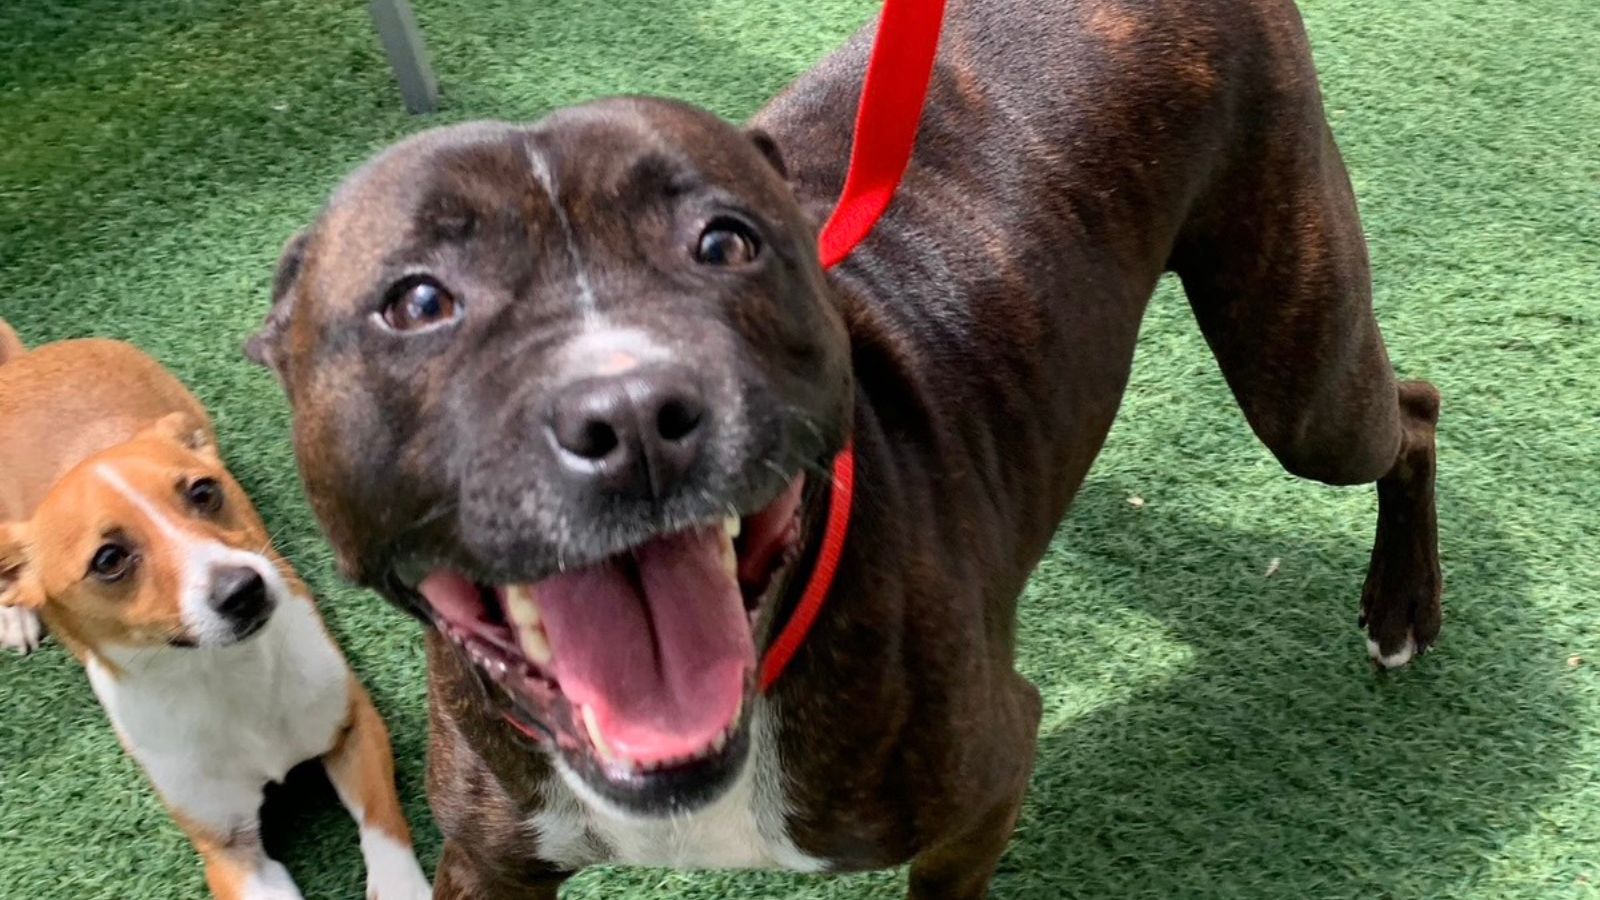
0 321 431 900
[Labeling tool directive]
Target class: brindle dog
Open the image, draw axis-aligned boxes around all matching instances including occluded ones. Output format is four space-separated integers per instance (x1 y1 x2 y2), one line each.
247 0 1441 896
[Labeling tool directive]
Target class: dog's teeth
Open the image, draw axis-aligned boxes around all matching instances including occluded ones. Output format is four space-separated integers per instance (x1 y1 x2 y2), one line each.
519 625 552 665
724 516 741 539
720 527 738 579
711 729 729 752
582 705 617 765
504 585 542 628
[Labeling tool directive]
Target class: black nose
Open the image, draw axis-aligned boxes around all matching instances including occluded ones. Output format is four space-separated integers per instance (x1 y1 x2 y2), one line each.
210 566 268 620
546 365 709 500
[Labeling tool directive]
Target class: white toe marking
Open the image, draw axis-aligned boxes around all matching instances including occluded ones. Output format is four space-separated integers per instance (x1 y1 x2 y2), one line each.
1367 635 1417 669
242 859 303 900
359 827 432 900
0 607 41 653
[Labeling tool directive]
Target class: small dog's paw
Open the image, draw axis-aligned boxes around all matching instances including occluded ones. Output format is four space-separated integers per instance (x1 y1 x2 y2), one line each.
0 607 42 654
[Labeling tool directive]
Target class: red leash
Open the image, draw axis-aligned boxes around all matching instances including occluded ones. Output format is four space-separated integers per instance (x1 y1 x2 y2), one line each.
758 0 947 692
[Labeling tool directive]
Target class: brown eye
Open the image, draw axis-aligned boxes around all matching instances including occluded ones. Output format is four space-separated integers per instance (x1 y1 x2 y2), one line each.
695 219 760 266
381 277 460 332
90 543 133 582
186 477 223 513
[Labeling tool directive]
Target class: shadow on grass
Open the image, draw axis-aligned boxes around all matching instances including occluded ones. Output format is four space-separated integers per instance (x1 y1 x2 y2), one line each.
995 477 1571 899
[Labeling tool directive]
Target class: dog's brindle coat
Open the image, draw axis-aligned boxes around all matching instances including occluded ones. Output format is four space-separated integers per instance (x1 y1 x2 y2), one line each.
251 0 1441 896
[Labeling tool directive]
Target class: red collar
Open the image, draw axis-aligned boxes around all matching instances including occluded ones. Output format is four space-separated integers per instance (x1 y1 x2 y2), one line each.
758 0 947 690
757 444 855 691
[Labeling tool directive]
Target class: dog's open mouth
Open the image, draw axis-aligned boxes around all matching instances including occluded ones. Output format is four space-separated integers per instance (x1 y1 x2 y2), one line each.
412 475 807 785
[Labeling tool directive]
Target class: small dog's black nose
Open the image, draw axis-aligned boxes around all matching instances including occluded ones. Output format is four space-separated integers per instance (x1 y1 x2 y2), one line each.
210 566 268 620
547 365 708 500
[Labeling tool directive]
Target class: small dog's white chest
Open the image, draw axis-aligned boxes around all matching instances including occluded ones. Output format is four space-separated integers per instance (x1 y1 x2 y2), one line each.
87 596 350 835
530 705 826 873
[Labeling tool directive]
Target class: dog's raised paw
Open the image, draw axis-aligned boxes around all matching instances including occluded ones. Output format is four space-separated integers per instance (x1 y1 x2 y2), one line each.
0 607 42 654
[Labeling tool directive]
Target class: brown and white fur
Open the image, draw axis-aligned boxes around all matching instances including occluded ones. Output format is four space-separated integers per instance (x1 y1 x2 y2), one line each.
0 324 431 900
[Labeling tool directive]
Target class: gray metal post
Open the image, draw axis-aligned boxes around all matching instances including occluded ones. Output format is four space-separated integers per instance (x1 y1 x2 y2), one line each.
369 0 439 114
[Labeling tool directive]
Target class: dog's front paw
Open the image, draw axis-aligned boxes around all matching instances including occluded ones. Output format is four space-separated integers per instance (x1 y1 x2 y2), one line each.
1359 571 1440 670
0 607 42 654
1365 634 1418 669
1358 532 1442 671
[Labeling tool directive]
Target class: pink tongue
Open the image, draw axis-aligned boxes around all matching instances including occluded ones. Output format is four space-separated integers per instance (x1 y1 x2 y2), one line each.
535 528 753 766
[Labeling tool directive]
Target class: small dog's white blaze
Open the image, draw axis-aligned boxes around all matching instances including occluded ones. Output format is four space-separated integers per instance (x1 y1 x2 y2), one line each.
93 463 288 648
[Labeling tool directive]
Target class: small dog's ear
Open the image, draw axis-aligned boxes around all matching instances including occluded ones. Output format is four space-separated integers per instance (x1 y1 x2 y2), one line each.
245 229 310 377
746 128 789 180
0 523 44 610
144 412 218 460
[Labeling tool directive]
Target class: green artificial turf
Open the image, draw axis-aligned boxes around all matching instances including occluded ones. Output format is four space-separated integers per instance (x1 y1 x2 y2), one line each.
2 0 1598 896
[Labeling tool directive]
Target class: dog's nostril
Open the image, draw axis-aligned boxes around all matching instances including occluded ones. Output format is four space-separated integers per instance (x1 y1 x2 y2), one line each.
656 397 703 443
574 419 621 460
552 407 626 463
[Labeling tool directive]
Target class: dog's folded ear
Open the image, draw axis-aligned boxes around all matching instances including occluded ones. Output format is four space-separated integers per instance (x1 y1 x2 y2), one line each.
245 229 310 379
0 524 44 610
746 128 789 180
143 412 219 460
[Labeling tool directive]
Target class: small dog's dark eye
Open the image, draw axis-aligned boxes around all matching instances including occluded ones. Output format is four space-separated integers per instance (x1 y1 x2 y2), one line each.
90 544 133 582
695 219 761 266
381 277 460 332
186 477 223 513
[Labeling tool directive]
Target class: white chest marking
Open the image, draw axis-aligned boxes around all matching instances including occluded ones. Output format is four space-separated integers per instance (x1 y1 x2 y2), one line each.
528 701 827 872
87 596 351 836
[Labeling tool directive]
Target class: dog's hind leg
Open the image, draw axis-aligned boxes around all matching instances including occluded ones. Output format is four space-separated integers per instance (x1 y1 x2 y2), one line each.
323 680 433 900
1170 85 1441 666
